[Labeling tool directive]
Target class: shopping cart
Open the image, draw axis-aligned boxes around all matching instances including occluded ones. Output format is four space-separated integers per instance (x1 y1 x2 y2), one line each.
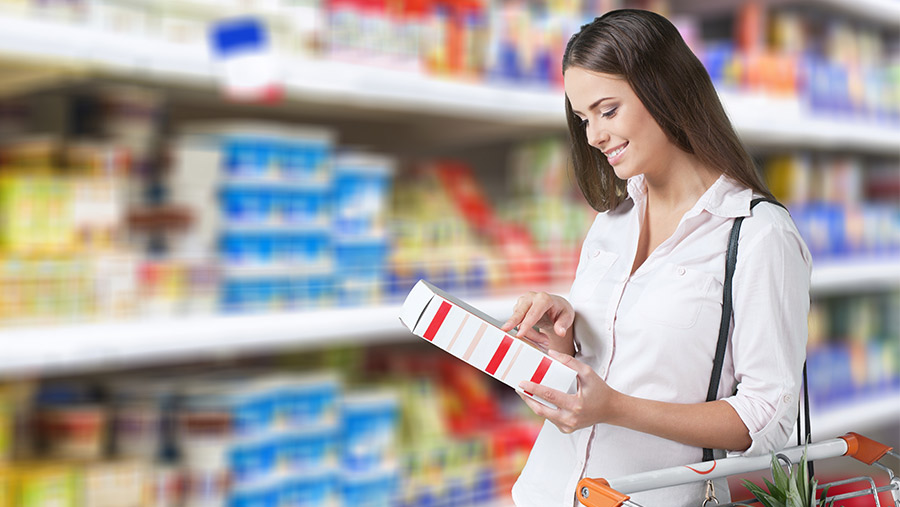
576 433 899 507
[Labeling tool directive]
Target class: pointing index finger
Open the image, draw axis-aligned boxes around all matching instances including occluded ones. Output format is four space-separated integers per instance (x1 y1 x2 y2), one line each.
501 298 531 332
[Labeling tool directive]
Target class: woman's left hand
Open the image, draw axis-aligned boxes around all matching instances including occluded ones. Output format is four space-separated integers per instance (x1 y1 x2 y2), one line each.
518 349 621 434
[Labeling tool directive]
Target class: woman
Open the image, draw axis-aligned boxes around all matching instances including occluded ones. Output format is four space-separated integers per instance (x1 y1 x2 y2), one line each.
501 9 811 507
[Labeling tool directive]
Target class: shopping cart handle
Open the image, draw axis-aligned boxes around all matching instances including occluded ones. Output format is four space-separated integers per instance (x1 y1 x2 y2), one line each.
576 477 631 507
841 432 894 465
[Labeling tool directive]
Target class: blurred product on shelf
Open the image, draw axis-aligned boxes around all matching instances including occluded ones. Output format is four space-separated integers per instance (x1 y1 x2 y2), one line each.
210 17 283 102
0 100 590 326
387 149 592 303
0 139 139 325
807 292 900 411
1 0 897 122
502 137 591 287
0 344 538 506
173 122 398 312
763 152 900 260
333 152 394 307
700 2 899 124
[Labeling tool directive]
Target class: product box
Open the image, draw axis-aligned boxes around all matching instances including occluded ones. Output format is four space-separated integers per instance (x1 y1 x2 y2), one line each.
400 280 577 408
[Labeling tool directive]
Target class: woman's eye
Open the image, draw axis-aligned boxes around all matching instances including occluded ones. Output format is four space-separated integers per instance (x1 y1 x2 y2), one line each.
601 107 618 119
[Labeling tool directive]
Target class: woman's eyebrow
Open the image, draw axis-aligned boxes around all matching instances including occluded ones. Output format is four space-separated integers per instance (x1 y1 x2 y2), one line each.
572 96 614 116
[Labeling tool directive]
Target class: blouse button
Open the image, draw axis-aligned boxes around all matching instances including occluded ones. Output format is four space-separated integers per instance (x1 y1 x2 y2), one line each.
782 394 793 404
676 266 686 276
591 249 602 258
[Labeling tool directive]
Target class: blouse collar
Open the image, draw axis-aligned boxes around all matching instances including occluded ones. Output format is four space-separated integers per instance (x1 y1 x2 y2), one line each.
626 173 753 218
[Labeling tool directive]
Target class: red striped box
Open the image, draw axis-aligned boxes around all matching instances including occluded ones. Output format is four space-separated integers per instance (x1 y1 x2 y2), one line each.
399 280 577 408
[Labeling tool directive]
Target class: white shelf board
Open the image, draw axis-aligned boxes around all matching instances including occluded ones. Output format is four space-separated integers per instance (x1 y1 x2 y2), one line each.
674 0 900 28
0 258 895 376
810 257 900 295
1 15 898 152
0 293 519 377
810 392 900 441
814 0 900 27
719 90 900 154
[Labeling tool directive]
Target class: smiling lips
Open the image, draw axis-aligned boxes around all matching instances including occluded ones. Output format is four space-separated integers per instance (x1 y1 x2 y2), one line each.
603 142 628 165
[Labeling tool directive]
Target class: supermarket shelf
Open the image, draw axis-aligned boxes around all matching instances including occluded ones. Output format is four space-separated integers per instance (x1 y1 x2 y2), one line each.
0 14 560 127
0 293 520 377
720 91 900 154
815 0 900 27
676 0 900 28
810 392 900 441
1 15 898 153
810 257 900 295
0 257 895 376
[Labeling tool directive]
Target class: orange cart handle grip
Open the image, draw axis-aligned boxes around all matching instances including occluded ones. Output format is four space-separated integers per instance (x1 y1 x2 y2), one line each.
577 477 631 507
840 432 894 465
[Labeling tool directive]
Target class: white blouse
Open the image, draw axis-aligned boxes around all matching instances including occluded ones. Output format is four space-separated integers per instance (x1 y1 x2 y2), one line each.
511 174 812 507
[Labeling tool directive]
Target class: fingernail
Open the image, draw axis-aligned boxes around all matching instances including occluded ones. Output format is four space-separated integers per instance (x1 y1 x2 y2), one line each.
547 349 560 358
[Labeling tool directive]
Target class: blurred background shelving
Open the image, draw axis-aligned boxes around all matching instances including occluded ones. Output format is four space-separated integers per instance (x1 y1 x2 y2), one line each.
0 0 897 505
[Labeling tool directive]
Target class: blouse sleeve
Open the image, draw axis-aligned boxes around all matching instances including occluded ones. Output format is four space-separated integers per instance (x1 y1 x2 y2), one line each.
721 215 812 456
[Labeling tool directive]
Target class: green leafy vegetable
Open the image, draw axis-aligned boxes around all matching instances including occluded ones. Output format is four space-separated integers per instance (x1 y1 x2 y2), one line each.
741 447 827 507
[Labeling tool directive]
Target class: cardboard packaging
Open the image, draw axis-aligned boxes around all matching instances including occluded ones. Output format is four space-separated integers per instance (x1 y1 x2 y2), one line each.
400 280 577 408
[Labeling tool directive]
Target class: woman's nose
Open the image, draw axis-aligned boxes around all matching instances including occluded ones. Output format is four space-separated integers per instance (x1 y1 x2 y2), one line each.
586 124 609 150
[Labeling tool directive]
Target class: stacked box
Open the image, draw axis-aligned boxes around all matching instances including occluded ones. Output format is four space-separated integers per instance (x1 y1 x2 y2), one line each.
333 152 394 306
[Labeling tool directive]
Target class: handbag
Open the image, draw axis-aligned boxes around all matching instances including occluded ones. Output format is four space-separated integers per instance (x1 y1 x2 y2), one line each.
701 198 813 505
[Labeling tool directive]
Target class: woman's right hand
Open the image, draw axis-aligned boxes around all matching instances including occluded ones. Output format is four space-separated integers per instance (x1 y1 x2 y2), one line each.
500 292 576 356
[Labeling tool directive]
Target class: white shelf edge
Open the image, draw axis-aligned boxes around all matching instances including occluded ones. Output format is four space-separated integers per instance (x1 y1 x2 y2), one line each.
0 15 897 153
810 257 900 294
719 90 900 153
811 392 900 441
0 258 897 375
814 0 900 27
0 293 520 377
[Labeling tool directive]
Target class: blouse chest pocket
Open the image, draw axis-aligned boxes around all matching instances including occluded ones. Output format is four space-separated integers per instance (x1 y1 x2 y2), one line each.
634 263 716 329
571 247 619 301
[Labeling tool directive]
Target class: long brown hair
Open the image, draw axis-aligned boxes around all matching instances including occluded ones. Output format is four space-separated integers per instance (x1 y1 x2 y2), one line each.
563 9 774 211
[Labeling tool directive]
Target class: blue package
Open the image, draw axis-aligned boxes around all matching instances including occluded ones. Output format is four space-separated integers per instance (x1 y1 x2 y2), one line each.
221 186 276 225
280 138 333 183
341 468 399 507
333 158 392 237
212 17 267 57
230 438 279 486
221 234 247 264
191 385 276 436
224 137 274 179
220 232 279 265
700 43 734 88
806 345 831 408
279 186 331 226
280 469 339 507
229 482 280 507
221 279 246 312
334 239 388 277
231 392 276 437
276 375 340 427
806 56 830 115
341 391 399 472
284 231 332 266
473 468 494 504
280 426 339 472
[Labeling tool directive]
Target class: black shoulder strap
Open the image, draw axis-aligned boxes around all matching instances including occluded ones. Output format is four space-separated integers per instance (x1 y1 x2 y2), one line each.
702 198 812 475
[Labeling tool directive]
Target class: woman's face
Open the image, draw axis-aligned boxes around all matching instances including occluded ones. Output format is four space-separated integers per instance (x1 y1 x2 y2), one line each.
564 67 674 181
